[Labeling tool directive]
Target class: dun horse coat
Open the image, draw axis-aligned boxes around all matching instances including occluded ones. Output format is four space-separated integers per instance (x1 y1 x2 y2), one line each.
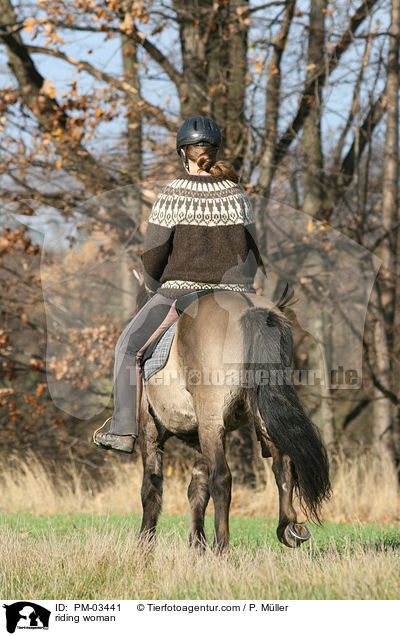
138 291 331 550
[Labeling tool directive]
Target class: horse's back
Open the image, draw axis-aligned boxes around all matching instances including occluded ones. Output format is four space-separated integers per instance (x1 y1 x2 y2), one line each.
143 292 285 435
176 292 251 366
177 291 285 361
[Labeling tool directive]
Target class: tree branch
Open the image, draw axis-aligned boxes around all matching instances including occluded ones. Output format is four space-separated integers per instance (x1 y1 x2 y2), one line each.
338 91 385 187
257 0 296 195
26 44 177 132
130 24 183 88
0 0 121 193
272 0 379 167
23 18 184 89
342 398 371 429
332 21 377 170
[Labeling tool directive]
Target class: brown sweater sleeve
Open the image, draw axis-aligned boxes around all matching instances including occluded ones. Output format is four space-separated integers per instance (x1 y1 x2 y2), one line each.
141 222 174 292
245 222 267 277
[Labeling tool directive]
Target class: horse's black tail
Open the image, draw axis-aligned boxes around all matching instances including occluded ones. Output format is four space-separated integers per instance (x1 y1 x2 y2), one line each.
240 307 331 523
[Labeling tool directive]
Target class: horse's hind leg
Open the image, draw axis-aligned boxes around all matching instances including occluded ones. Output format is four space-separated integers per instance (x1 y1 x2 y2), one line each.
188 454 210 550
138 407 170 542
269 441 311 548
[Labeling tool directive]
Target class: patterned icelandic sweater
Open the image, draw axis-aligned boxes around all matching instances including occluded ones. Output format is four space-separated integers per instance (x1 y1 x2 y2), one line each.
141 173 264 298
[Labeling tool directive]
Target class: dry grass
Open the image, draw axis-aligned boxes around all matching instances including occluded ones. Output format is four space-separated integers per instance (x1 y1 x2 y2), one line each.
0 523 398 599
0 453 399 600
0 451 398 524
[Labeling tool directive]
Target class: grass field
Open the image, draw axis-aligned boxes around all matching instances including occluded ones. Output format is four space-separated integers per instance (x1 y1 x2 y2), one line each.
1 512 399 599
0 453 399 600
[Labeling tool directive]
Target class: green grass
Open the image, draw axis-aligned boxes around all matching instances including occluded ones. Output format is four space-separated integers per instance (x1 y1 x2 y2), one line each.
2 512 399 550
1 513 399 600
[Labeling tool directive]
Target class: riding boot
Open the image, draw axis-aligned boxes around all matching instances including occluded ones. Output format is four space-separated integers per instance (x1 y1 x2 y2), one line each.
93 421 137 453
93 351 138 453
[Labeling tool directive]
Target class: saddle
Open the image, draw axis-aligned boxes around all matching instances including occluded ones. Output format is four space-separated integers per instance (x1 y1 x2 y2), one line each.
140 289 215 376
135 290 217 422
142 321 177 382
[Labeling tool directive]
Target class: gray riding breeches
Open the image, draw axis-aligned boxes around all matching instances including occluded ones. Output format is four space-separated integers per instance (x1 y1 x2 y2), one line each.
109 293 175 435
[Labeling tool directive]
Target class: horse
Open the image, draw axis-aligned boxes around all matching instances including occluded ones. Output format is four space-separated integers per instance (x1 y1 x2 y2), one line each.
137 287 331 551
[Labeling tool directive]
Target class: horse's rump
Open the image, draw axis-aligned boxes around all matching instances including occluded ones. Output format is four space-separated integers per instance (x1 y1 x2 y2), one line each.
139 291 331 548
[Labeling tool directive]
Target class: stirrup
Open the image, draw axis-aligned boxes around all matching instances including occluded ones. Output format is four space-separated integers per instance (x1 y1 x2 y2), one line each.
92 416 112 447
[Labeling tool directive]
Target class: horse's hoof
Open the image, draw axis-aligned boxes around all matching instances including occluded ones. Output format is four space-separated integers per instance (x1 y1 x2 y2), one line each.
189 533 208 553
279 522 311 548
211 540 229 555
138 528 157 546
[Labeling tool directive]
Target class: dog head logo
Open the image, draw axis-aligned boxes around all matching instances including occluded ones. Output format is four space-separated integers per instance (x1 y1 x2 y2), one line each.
3 602 50 633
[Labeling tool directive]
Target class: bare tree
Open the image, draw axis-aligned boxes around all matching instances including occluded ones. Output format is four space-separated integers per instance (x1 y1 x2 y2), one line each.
373 0 399 462
0 0 398 468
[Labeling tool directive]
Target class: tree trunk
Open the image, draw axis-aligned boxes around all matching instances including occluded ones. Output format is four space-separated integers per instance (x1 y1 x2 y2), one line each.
375 0 399 462
301 0 326 216
121 32 142 184
175 0 248 171
120 17 142 320
372 299 395 462
173 0 211 118
207 1 230 126
257 0 296 198
300 0 335 449
225 0 249 172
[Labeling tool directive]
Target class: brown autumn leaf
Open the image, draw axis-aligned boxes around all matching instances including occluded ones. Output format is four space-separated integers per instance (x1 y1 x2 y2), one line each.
36 383 47 397
22 18 39 33
151 24 164 36
0 236 10 254
52 32 65 44
120 13 134 34
0 387 14 397
41 79 57 99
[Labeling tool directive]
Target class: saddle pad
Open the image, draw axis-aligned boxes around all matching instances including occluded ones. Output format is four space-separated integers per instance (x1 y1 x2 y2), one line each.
143 321 177 382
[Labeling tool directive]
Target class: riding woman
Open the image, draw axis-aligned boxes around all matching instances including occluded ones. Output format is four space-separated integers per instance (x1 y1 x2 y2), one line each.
93 116 264 453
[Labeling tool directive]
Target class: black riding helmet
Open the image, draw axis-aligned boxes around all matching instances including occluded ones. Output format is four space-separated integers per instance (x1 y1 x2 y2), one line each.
176 116 222 152
176 116 222 171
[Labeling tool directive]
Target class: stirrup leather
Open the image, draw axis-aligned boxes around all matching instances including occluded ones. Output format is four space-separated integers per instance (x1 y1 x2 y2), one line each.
92 416 112 447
